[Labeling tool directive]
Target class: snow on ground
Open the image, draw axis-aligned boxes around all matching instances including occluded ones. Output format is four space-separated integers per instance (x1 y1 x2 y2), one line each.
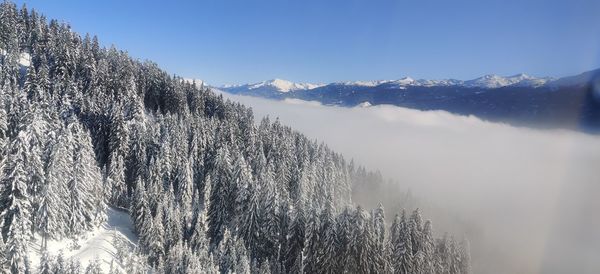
28 207 138 272
19 52 31 67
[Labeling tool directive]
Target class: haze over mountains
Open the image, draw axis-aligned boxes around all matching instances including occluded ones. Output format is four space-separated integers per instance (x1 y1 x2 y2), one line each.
221 69 600 132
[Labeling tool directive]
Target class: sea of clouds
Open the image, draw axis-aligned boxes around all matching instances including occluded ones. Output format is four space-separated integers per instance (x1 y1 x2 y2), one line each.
218 91 600 274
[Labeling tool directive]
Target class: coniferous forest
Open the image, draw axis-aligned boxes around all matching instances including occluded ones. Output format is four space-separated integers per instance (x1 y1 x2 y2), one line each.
0 2 470 273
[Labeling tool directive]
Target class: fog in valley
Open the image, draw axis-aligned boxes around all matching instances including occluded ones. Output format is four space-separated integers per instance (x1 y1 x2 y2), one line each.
220 91 600 274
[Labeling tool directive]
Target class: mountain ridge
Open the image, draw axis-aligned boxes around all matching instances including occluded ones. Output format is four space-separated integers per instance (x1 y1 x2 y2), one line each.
220 68 600 133
221 71 568 92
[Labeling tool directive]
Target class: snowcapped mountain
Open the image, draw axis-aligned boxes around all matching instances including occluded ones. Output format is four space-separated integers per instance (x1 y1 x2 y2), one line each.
223 74 552 95
464 73 552 88
336 80 393 87
224 78 323 93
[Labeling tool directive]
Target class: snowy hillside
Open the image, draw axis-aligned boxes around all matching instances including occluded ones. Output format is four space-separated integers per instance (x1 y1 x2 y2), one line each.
0 2 471 273
28 208 140 273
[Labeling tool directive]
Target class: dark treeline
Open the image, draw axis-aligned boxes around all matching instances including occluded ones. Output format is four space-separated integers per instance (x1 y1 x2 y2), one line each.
0 2 470 273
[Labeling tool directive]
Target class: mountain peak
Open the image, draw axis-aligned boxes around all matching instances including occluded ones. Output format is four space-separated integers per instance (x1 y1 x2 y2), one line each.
244 78 322 92
464 73 548 88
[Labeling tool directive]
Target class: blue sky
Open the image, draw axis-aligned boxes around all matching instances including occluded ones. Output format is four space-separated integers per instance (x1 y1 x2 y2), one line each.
14 0 600 85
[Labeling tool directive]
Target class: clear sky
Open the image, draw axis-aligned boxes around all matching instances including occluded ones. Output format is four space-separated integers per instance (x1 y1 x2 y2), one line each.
13 0 600 86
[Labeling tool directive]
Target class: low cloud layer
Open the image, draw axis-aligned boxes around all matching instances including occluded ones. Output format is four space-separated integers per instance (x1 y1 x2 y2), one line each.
219 91 600 274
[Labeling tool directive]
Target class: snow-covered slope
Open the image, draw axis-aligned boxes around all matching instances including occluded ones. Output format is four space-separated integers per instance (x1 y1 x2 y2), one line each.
19 52 31 67
28 208 139 273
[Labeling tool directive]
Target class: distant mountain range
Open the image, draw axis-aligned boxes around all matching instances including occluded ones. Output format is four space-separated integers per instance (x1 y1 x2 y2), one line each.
220 69 600 132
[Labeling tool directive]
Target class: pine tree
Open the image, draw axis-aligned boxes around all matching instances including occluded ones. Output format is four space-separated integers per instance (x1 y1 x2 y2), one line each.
0 100 7 163
0 235 5 268
52 252 67 274
130 179 148 234
395 210 414 274
1 132 32 274
238 182 261 258
234 238 251 274
188 212 208 253
231 151 252 226
458 237 472 274
372 204 388 273
164 241 184 274
38 251 52 274
422 220 436 274
84 257 103 274
217 229 234 274
67 259 83 274
38 126 71 242
302 209 320 274
318 200 338 273
207 145 233 248
107 106 129 207
257 259 272 274
68 120 103 234
146 207 165 267
284 202 305 273
256 163 281 262
23 103 50 236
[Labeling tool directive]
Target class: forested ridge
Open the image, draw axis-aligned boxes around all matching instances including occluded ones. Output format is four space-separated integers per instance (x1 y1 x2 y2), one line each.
0 2 470 273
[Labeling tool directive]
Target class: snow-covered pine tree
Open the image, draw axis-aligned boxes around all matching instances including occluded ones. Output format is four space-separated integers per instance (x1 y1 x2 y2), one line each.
52 252 67 274
231 151 252 227
23 102 52 235
396 210 415 274
234 240 251 274
217 228 235 274
0 131 32 274
0 102 7 165
38 125 71 242
130 178 148 235
302 208 320 274
238 181 261 260
107 105 129 207
422 220 437 274
68 119 103 234
283 200 305 273
458 237 472 274
372 204 389 273
318 199 338 273
67 259 83 274
207 145 233 248
146 205 165 267
37 251 52 274
257 163 281 263
84 257 103 274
